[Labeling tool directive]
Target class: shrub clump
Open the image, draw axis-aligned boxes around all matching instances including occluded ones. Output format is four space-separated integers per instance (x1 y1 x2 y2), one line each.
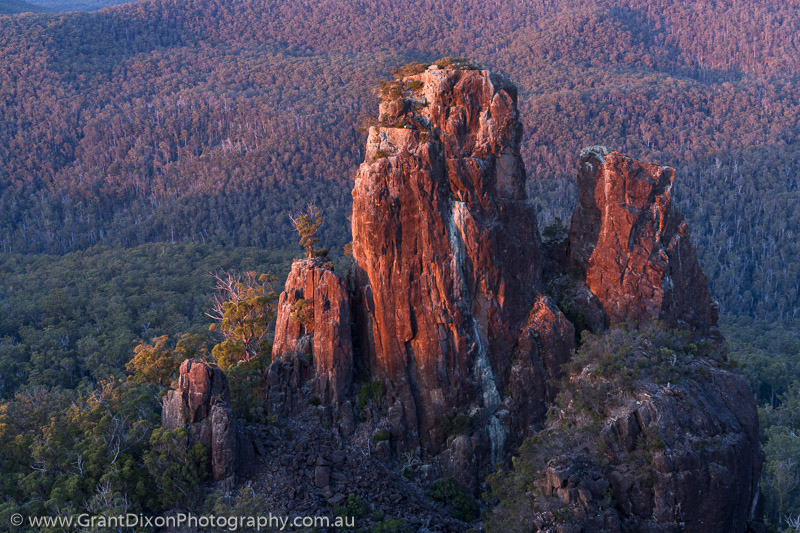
441 412 473 437
429 478 479 522
333 493 366 520
434 57 481 70
357 379 385 410
371 428 390 444
378 80 404 100
391 61 430 79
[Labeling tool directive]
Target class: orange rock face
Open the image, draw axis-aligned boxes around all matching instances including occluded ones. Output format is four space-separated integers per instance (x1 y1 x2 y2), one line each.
162 358 230 431
271 259 353 405
569 147 719 336
350 67 545 460
265 66 737 494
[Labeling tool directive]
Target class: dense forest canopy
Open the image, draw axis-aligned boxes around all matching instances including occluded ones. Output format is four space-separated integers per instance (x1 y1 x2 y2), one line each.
1 0 800 321
0 0 800 318
0 243 295 396
0 0 44 14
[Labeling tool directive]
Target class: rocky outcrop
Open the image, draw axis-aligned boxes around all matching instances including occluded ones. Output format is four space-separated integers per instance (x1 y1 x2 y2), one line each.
350 66 547 470
262 62 761 529
568 146 720 337
162 359 237 487
507 296 575 439
484 322 762 533
269 258 354 413
525 365 760 532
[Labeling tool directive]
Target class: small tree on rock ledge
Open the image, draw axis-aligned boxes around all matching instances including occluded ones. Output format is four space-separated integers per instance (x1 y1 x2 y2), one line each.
290 203 324 259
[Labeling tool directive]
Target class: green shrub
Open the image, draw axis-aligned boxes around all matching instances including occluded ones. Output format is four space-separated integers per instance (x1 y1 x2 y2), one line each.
371 516 411 533
391 61 429 79
434 57 481 70
334 493 366 520
371 429 390 443
225 350 271 422
290 298 314 331
429 478 479 522
378 80 403 100
442 412 473 437
357 379 385 410
541 216 568 241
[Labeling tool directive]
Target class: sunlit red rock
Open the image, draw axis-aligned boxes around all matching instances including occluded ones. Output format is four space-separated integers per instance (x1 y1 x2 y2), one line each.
569 146 720 337
271 258 354 406
161 358 236 485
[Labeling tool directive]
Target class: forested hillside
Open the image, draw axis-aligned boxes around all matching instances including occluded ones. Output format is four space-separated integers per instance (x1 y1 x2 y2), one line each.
0 243 295 397
0 0 44 14
1 0 800 321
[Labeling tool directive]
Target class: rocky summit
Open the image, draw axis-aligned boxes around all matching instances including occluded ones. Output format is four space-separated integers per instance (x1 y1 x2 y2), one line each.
569 146 721 337
163 63 762 531
350 66 554 484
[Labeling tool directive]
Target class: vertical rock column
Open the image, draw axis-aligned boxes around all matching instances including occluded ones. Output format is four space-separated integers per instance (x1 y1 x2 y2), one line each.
269 259 354 412
350 66 547 462
568 146 720 337
162 358 237 488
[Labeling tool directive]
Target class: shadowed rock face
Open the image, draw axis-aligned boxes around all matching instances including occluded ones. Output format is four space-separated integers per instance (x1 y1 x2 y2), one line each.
508 296 576 440
162 359 236 487
569 147 720 337
350 67 546 463
526 359 761 533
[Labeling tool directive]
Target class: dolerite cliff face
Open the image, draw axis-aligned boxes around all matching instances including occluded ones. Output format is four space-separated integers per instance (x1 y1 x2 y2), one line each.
258 64 761 531
268 259 353 412
484 321 762 532
162 359 238 488
569 146 720 337
350 67 556 477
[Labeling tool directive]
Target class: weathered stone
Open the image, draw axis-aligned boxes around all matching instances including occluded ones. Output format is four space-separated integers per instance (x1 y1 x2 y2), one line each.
374 440 391 463
211 405 236 485
271 259 354 409
569 147 720 337
314 465 330 488
254 65 761 531
509 296 575 439
161 359 239 486
162 358 230 443
351 67 545 474
327 493 345 506
339 400 355 437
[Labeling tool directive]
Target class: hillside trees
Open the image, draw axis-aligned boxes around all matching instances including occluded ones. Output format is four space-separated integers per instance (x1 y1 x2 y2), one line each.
207 270 277 366
0 263 283 520
759 383 800 528
0 243 293 399
1 0 800 319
